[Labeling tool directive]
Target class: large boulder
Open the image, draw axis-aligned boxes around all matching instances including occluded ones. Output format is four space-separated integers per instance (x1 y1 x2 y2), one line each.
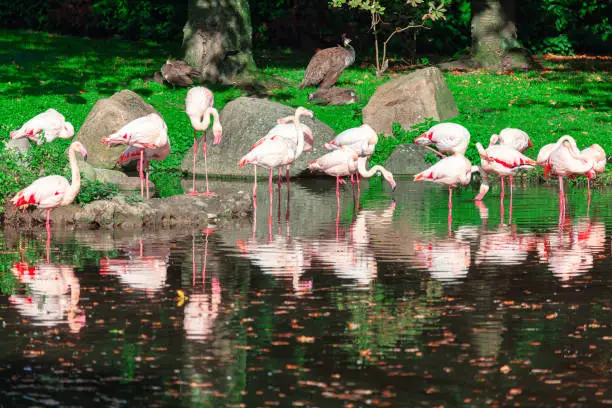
74 90 160 169
181 97 336 179
363 67 459 136
383 144 430 175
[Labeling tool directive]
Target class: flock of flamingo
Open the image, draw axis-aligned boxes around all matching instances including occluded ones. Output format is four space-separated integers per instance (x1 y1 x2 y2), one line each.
8 86 608 244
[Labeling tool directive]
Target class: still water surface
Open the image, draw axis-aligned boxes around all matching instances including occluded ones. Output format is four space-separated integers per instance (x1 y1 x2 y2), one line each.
0 179 610 407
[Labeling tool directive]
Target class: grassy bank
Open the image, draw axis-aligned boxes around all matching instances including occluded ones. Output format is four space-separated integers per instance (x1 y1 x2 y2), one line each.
0 29 610 206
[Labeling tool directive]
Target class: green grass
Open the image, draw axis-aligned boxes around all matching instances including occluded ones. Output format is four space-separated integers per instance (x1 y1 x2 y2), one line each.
0 29 610 207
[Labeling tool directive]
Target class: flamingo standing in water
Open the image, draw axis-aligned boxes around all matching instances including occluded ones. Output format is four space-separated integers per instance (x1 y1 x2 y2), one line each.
238 107 313 207
10 108 75 144
537 136 596 202
413 122 471 157
322 124 378 188
473 142 537 200
488 128 533 153
11 141 88 244
101 113 170 198
579 143 607 197
185 87 223 196
414 154 478 209
250 115 314 187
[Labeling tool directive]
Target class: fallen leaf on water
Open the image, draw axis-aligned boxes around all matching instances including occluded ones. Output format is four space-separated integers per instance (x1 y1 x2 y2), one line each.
500 365 512 374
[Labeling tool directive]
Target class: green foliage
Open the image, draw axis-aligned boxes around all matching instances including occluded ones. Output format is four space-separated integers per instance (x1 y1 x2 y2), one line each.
75 180 120 205
329 0 447 75
517 0 611 55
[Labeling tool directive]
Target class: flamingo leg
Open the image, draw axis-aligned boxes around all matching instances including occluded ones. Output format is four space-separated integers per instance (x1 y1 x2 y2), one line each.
268 173 273 242
500 176 505 199
286 166 290 190
587 179 591 213
509 175 514 201
200 133 215 196
448 186 453 210
139 150 144 197
336 176 341 207
203 230 210 284
45 208 51 262
268 168 273 195
278 167 282 190
356 174 361 197
253 166 257 209
447 189 453 236
189 129 198 195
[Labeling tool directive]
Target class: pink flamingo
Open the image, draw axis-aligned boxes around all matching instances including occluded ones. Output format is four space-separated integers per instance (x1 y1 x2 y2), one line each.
580 143 606 197
101 113 170 198
185 87 222 196
11 141 87 245
488 128 533 153
413 122 471 157
414 154 477 210
10 108 75 144
537 136 596 206
238 107 313 207
474 142 537 200
250 115 314 187
322 124 378 188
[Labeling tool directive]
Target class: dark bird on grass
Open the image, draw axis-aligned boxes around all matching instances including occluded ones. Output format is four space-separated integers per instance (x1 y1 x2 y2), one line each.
160 60 201 87
308 87 359 105
298 34 356 89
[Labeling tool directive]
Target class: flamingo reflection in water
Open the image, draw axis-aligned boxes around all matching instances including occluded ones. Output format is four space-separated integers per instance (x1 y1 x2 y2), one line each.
10 262 85 333
310 201 396 288
184 228 222 342
472 201 537 266
99 239 169 297
537 217 606 282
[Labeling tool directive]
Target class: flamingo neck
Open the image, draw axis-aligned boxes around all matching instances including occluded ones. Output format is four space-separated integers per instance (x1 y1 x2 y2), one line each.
293 112 305 158
62 146 82 206
357 157 384 178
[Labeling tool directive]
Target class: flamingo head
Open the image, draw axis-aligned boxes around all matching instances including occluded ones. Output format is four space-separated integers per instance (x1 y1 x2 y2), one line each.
9 130 19 139
295 107 314 119
474 183 489 201
63 122 75 138
384 172 397 192
527 139 534 148
414 130 433 146
212 122 223 145
71 141 88 161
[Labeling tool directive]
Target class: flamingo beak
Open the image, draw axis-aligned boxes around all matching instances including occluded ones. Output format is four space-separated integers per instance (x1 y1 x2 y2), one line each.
414 132 432 145
81 147 89 161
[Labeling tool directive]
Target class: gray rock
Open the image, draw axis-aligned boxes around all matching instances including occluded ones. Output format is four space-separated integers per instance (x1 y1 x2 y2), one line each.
94 168 129 184
3 191 252 230
383 144 431 175
5 138 31 156
181 97 336 179
77 159 97 182
115 177 155 194
363 67 459 136
74 90 161 169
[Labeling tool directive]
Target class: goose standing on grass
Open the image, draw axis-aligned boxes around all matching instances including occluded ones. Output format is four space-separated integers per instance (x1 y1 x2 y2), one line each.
238 107 314 207
10 109 74 145
473 142 537 200
185 87 223 196
488 128 533 153
11 141 88 243
160 60 201 87
101 113 170 199
298 34 356 89
413 122 471 157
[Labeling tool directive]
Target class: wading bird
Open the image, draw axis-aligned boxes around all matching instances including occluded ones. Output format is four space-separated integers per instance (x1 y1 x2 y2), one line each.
299 34 356 89
488 128 533 153
474 142 537 200
11 141 88 244
101 113 170 198
413 122 471 157
10 108 74 144
238 107 313 207
185 87 223 196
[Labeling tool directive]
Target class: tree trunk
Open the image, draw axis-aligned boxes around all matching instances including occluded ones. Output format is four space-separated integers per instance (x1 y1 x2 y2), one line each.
182 0 256 83
471 0 529 70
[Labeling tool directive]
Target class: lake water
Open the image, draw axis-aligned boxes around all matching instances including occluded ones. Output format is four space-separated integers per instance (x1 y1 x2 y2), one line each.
1 179 610 407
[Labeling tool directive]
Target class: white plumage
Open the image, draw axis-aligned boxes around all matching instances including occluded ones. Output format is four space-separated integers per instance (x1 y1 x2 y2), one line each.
10 108 74 144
